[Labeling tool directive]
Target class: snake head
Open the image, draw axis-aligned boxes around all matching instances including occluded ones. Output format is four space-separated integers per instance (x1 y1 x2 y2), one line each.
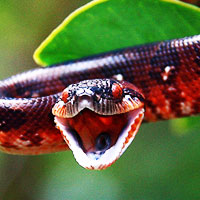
52 79 145 170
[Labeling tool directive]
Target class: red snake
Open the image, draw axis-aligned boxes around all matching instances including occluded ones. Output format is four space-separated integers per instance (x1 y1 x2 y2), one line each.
0 35 199 169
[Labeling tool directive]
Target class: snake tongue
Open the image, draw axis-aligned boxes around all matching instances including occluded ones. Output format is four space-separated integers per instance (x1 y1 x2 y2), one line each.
54 108 144 170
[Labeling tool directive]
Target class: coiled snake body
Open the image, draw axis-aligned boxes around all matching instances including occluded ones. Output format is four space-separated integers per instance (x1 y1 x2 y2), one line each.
0 35 200 169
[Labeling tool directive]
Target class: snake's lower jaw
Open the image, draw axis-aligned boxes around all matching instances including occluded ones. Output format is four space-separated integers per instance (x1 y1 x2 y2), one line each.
54 108 144 170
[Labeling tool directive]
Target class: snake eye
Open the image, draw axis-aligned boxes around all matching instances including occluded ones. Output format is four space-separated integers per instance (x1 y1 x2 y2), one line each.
95 132 111 151
61 89 69 103
112 83 123 99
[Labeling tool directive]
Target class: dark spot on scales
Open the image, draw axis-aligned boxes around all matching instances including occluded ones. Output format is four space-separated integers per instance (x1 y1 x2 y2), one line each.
20 130 43 146
15 83 25 96
195 56 200 68
59 74 69 86
194 43 200 70
145 100 163 120
149 41 180 83
1 142 18 149
193 97 200 113
194 43 200 55
1 90 13 98
14 81 37 98
0 108 26 132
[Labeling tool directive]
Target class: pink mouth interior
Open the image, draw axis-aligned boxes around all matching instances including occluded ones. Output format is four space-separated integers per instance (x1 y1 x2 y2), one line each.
55 108 143 153
55 107 144 169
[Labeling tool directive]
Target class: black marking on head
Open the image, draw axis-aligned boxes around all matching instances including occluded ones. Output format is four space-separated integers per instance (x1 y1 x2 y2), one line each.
91 86 104 102
123 88 145 102
90 86 103 95
0 108 26 132
67 79 123 102
99 79 123 101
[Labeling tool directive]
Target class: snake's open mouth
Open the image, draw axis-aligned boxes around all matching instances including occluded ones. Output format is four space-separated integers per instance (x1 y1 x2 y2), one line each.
52 79 145 169
54 107 144 170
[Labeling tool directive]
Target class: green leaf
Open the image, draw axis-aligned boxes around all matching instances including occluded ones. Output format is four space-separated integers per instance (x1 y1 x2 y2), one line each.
33 0 200 66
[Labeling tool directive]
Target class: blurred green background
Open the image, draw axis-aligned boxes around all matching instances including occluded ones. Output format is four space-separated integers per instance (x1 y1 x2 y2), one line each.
0 1 200 199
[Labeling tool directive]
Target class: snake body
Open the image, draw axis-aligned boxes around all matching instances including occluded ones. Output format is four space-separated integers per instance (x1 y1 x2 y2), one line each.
0 35 200 169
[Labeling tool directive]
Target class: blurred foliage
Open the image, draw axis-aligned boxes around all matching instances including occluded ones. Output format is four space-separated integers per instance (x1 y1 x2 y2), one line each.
0 1 200 200
34 0 200 66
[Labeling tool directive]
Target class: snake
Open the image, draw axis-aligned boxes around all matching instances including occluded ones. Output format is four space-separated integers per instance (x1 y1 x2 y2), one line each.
0 35 199 170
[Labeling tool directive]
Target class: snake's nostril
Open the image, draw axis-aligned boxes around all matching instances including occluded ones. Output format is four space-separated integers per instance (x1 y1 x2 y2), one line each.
95 132 111 151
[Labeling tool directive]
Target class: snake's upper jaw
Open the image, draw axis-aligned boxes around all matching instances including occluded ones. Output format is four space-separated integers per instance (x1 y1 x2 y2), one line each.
54 107 144 170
